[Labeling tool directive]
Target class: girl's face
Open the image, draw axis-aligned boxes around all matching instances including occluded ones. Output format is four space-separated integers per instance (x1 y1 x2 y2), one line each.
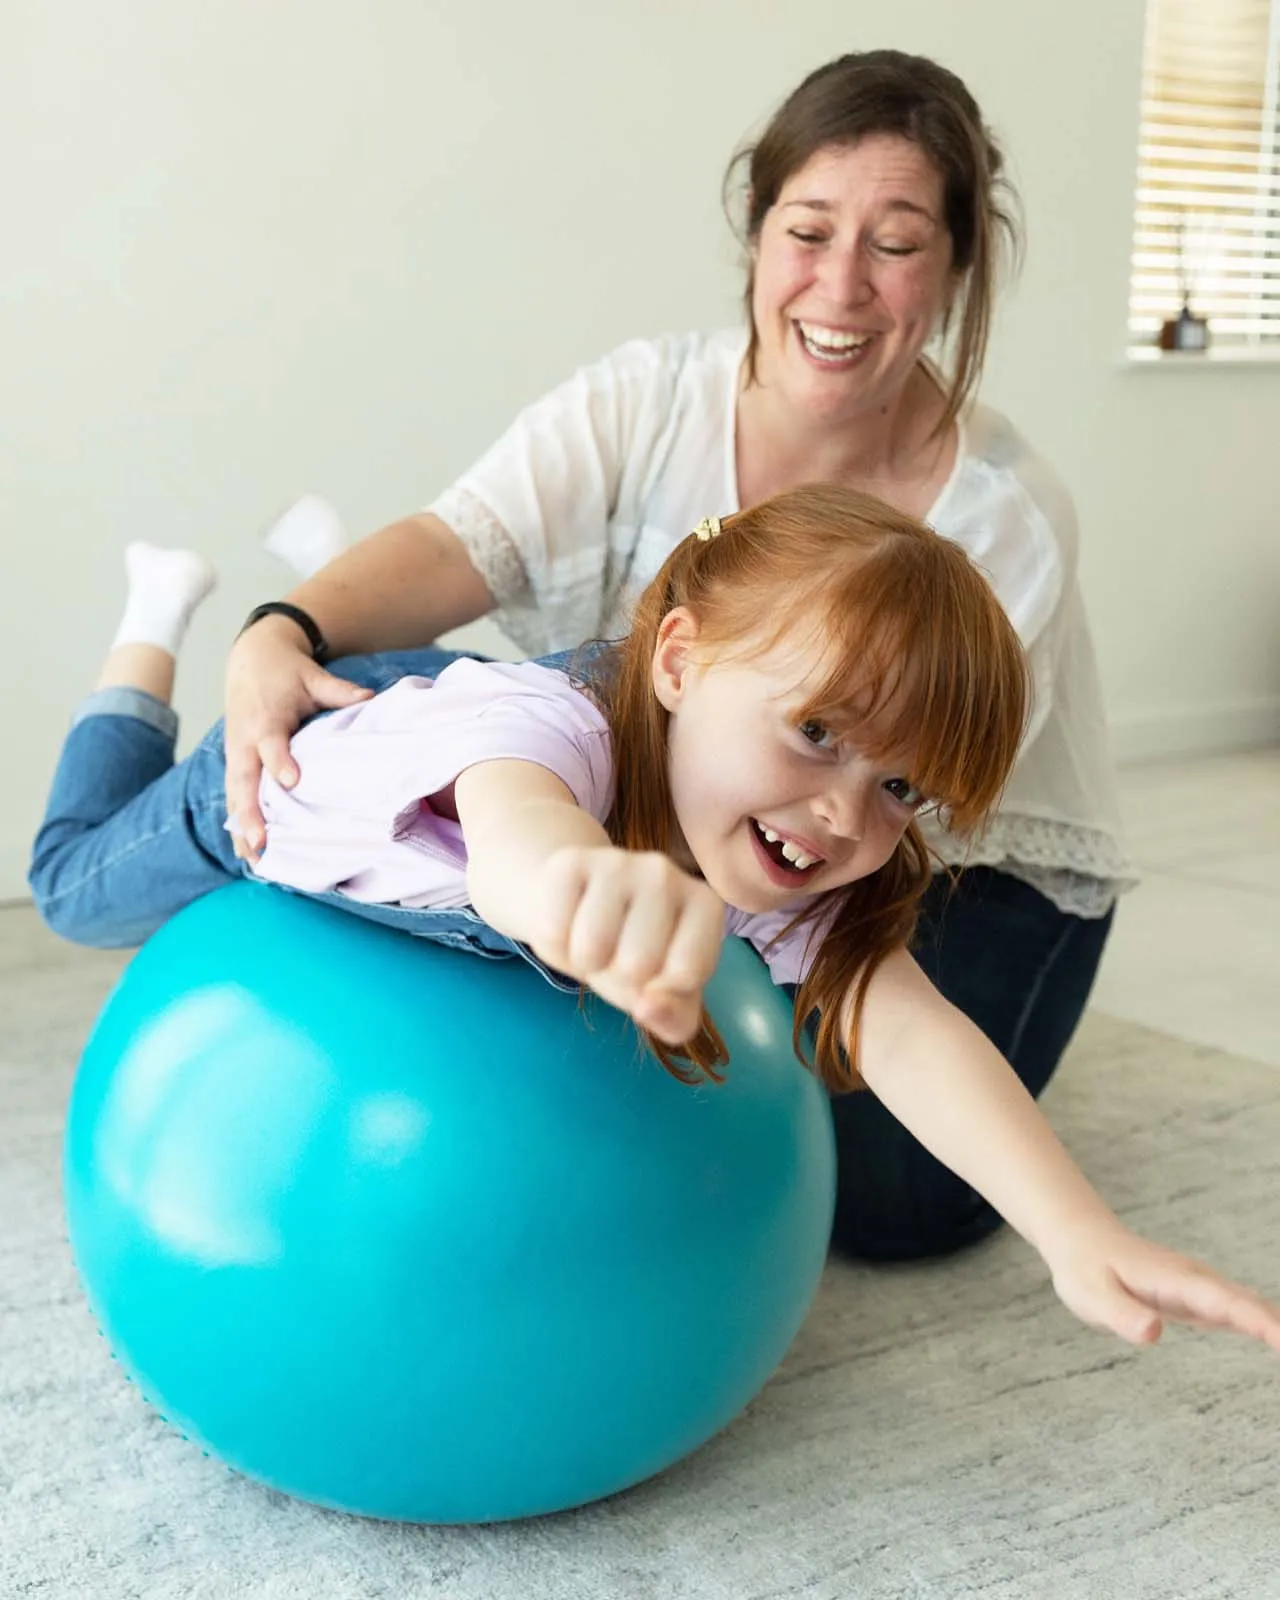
652 610 929 915
749 136 958 426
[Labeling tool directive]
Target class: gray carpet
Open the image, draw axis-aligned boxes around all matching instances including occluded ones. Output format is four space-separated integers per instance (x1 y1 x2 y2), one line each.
3 907 1278 1600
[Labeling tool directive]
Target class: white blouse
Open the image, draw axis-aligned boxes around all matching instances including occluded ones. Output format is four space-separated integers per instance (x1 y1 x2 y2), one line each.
428 328 1135 917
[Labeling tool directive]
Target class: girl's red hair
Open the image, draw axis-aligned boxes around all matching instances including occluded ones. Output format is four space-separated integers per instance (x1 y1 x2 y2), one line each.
583 484 1029 1091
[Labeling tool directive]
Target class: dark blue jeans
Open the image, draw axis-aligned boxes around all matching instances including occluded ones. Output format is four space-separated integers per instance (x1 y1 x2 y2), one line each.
828 867 1113 1262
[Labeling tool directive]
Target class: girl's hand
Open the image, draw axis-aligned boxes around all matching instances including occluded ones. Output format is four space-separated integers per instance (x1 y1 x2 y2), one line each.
527 847 726 1045
1048 1219 1280 1351
224 618 372 864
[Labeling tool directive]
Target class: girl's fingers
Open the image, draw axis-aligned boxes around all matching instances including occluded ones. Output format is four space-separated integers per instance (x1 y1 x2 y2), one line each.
612 896 721 1046
563 864 632 977
660 886 725 994
605 883 685 994
565 857 691 986
1074 1276 1163 1346
598 875 722 1014
1126 1263 1280 1351
532 853 720 1045
628 983 701 1045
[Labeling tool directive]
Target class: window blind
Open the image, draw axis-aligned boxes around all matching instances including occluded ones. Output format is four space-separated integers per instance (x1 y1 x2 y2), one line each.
1128 0 1280 346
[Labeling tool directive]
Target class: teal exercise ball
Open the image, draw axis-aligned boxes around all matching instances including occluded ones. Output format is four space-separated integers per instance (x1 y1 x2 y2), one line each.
64 883 835 1522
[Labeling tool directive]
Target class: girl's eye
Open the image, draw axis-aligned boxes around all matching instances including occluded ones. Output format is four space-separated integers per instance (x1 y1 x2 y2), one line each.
788 229 827 246
882 776 927 808
873 241 921 257
797 719 837 750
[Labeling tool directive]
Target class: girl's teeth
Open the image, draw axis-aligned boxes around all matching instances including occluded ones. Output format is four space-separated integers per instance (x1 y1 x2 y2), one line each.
757 820 820 871
780 840 817 870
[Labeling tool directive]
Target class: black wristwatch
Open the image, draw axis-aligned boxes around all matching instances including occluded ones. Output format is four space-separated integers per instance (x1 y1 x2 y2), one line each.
239 602 332 665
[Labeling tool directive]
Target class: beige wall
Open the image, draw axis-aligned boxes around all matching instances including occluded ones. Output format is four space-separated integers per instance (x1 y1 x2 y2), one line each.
3 1 1278 899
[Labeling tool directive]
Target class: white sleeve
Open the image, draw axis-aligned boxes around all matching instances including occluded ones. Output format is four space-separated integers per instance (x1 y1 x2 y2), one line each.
941 418 1079 753
427 338 678 617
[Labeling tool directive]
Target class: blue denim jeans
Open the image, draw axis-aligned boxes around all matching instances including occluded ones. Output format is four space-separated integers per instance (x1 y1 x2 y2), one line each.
28 646 572 990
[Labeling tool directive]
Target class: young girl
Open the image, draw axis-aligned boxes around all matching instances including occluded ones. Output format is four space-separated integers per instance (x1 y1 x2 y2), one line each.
31 485 1280 1354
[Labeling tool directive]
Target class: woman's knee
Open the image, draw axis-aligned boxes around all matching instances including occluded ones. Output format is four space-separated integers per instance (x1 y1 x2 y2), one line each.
829 1172 1003 1262
826 1086 1005 1263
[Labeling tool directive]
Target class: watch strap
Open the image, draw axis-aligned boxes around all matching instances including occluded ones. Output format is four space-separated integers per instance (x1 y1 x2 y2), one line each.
239 601 332 665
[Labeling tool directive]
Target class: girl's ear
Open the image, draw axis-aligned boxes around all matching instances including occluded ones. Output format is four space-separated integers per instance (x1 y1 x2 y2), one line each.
651 608 701 711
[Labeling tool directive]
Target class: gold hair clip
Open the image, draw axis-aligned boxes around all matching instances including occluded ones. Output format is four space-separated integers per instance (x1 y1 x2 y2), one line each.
692 516 722 542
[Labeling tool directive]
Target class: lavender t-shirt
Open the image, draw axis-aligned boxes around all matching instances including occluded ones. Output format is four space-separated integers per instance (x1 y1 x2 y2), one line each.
251 658 823 987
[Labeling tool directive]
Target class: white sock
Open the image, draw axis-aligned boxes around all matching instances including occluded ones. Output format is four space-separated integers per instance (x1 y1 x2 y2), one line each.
263 493 349 579
110 542 218 655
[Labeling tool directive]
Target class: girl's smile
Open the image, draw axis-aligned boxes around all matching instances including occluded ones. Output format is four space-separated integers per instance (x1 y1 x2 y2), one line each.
652 609 927 915
748 817 825 888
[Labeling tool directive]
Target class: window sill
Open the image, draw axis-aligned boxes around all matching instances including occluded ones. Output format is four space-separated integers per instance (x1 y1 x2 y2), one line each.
1123 345 1280 369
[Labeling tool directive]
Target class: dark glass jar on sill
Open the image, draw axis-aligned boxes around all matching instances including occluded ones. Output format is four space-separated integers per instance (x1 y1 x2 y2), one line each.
1159 299 1210 352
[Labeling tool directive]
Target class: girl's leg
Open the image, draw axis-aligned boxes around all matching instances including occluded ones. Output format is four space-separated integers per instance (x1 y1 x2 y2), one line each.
32 507 369 948
29 544 239 948
827 867 1114 1262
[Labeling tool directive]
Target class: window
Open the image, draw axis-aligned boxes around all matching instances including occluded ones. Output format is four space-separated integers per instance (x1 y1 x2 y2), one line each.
1128 0 1280 350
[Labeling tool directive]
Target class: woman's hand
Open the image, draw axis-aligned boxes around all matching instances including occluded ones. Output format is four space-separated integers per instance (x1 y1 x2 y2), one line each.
1047 1217 1280 1350
527 846 726 1045
223 617 373 863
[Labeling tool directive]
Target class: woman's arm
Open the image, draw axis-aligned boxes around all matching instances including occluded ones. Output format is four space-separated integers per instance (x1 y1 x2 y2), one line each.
853 949 1280 1350
454 759 724 1045
280 512 497 656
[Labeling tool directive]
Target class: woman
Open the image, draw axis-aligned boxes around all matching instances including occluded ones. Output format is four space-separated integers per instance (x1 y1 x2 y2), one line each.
221 48 1135 1262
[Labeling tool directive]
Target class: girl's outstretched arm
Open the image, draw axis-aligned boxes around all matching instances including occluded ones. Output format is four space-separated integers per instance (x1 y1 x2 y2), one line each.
852 950 1280 1352
454 759 725 1045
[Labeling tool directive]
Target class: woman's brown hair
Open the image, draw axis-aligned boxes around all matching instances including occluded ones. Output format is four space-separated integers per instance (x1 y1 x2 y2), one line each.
723 49 1022 431
584 483 1028 1092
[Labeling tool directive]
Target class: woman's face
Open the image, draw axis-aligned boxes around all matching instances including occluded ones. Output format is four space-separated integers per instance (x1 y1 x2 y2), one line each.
749 135 958 425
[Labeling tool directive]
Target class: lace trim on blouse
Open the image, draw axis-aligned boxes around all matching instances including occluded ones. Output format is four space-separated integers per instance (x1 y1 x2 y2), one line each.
925 815 1139 919
433 487 532 613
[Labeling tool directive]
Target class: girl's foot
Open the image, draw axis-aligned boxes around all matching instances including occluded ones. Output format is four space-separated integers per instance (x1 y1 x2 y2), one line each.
263 494 348 579
111 542 218 655
96 543 218 701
